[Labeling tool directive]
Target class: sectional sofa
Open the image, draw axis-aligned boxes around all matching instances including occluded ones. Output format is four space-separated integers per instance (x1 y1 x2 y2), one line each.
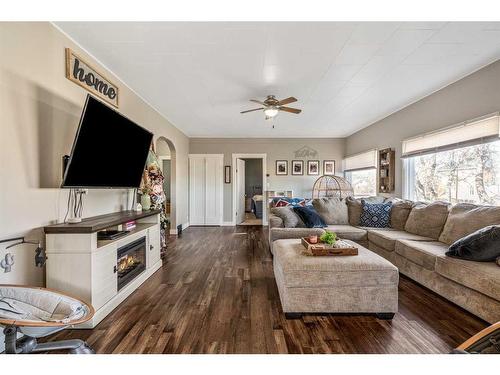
268 197 500 324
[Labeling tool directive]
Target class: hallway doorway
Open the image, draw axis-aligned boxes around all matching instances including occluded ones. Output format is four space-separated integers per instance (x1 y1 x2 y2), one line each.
232 153 267 226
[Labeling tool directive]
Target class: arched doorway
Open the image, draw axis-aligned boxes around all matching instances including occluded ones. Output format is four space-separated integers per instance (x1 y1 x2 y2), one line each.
155 136 176 247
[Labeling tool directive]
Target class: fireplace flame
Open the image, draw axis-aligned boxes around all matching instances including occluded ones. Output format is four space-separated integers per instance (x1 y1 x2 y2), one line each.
118 254 138 272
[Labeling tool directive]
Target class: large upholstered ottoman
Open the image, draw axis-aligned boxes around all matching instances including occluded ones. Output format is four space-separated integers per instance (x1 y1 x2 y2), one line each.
273 239 399 319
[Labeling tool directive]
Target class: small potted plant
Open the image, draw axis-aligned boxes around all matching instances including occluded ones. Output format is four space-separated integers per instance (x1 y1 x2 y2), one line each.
320 231 337 246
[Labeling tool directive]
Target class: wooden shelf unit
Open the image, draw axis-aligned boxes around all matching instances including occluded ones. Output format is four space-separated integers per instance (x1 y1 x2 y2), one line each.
378 148 395 194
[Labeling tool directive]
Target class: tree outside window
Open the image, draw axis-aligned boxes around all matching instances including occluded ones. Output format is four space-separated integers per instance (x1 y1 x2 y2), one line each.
407 141 500 205
345 169 377 197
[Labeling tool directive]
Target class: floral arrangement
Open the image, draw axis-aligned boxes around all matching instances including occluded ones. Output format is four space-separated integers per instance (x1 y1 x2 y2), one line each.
141 148 169 253
139 170 153 195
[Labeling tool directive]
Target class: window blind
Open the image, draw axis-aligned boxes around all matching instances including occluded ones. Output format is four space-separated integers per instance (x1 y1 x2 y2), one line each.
343 149 377 172
401 113 500 158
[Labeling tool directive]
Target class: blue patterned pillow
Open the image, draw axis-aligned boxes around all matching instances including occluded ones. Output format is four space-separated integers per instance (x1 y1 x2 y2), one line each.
359 200 392 228
271 197 312 207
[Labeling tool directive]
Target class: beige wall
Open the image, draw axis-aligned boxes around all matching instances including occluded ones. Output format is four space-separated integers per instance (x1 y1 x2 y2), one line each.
0 23 189 289
345 59 500 198
189 138 345 222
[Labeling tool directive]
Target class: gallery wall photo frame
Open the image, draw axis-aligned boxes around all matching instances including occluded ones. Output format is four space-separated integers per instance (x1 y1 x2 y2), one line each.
224 165 231 183
307 160 320 175
276 160 288 175
65 48 120 108
323 160 336 175
291 160 304 175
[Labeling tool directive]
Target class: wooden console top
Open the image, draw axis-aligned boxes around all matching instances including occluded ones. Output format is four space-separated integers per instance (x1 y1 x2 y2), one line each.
44 209 162 234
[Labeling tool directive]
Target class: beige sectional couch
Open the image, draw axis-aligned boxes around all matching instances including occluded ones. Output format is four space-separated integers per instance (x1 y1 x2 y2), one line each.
268 199 500 324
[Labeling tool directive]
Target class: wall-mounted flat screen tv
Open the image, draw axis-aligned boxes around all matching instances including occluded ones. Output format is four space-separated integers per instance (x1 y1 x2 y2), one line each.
62 95 153 188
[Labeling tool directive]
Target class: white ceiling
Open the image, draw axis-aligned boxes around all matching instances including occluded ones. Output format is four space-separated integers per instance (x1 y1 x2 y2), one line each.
56 22 500 138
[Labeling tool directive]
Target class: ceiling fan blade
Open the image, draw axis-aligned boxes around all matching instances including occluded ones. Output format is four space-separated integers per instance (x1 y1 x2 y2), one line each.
250 99 267 106
277 97 297 106
279 106 302 114
240 108 264 114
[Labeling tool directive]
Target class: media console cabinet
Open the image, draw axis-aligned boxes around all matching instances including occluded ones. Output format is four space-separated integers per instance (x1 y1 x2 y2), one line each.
44 209 162 328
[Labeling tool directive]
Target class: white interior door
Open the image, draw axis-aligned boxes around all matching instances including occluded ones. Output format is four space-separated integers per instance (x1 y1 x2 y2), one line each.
205 156 223 225
236 159 246 224
189 156 205 225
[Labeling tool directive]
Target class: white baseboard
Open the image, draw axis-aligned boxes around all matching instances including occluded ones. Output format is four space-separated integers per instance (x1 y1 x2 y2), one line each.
222 221 234 226
182 222 189 230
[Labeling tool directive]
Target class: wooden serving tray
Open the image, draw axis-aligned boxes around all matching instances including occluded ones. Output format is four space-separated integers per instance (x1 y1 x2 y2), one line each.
301 237 358 256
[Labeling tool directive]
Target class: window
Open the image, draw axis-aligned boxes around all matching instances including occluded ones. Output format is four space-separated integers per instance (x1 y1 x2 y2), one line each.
345 168 377 197
404 141 500 205
402 113 500 205
343 149 377 197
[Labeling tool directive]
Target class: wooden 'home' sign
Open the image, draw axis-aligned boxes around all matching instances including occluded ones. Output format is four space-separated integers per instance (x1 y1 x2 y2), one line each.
65 48 119 107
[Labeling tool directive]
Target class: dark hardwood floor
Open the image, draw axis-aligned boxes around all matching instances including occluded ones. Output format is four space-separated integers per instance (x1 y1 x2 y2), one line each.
51 226 487 354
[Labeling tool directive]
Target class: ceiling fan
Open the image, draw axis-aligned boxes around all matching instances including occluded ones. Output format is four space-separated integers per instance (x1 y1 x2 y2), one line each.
240 95 302 120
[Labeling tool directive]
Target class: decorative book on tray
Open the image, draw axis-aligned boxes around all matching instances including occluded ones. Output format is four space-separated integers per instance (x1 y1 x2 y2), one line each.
301 237 358 256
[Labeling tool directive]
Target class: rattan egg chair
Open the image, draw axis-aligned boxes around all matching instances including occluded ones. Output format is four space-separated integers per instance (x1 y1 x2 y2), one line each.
311 175 354 200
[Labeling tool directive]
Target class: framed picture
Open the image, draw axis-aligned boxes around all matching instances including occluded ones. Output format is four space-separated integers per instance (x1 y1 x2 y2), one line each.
307 160 320 175
323 160 335 175
292 160 304 175
224 165 231 183
276 160 288 175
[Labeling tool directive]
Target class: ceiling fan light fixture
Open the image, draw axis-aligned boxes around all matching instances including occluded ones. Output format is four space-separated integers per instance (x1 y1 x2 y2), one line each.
263 106 279 118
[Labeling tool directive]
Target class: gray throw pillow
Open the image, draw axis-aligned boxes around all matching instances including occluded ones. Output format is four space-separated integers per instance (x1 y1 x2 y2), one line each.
439 203 500 245
386 198 413 230
270 207 305 228
446 225 500 262
312 197 348 225
404 201 450 239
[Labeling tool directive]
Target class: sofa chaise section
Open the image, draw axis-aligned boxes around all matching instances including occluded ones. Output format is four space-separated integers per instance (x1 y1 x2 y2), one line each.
435 256 500 301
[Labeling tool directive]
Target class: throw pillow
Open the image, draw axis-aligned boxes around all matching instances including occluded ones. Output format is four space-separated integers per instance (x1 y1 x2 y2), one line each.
271 197 310 207
270 207 305 228
404 201 450 240
439 203 500 245
293 206 327 228
359 200 392 228
346 196 385 226
273 198 291 207
312 197 348 225
386 198 413 230
446 225 500 262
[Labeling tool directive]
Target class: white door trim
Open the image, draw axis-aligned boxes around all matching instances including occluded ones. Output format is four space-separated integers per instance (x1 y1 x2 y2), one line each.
231 153 267 226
